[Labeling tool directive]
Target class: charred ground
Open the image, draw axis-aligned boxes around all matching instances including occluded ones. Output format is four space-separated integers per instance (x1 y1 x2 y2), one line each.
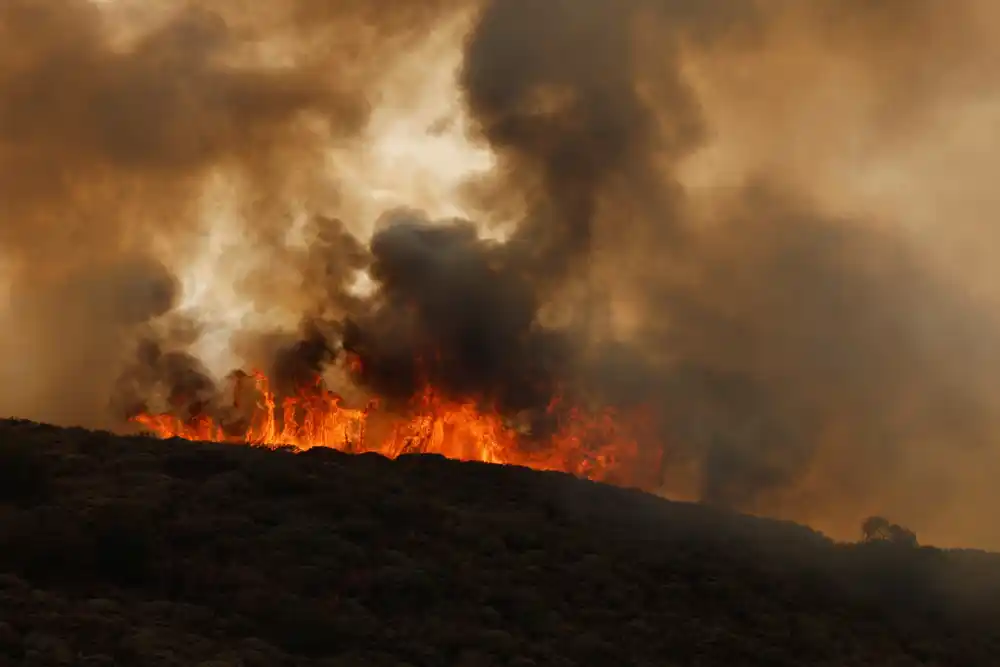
0 420 999 666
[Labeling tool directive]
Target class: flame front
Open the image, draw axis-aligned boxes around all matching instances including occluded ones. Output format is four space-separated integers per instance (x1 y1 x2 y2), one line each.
132 370 656 485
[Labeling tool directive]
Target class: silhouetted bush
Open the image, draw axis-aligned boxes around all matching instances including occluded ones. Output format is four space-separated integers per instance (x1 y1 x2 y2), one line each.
862 516 918 547
0 418 999 666
90 505 156 587
0 507 91 584
162 447 238 480
258 600 354 656
0 439 50 506
242 456 316 496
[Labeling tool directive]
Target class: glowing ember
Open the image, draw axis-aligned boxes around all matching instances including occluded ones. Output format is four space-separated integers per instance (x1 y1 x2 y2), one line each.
131 369 656 485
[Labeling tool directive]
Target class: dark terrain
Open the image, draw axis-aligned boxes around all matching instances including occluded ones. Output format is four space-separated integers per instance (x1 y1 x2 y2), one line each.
0 419 999 666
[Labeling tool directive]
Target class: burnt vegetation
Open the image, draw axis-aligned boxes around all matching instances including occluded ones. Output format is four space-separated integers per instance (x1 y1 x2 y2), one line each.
0 420 998 666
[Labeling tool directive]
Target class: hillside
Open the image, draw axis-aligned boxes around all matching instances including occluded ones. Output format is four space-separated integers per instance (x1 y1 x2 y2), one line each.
0 419 999 666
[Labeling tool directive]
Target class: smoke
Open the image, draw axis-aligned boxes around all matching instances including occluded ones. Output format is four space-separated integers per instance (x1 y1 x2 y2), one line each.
446 0 1000 546
4 0 1000 547
0 0 468 425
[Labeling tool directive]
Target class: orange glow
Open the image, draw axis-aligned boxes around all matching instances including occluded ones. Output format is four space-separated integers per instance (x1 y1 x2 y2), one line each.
131 369 657 485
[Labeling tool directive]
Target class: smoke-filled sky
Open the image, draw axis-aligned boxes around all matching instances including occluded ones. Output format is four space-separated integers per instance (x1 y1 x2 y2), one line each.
3 0 1000 548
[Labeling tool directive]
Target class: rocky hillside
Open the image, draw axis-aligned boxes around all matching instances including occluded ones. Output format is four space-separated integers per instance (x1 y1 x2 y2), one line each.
0 419 998 666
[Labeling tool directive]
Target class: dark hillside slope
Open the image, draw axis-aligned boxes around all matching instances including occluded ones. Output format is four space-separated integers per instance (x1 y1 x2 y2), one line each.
0 419 998 666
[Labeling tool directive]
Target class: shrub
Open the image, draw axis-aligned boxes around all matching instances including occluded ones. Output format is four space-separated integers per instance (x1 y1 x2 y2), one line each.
90 504 157 587
0 439 51 506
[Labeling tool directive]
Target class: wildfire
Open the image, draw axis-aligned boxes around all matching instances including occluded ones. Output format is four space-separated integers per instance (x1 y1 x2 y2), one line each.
131 369 658 485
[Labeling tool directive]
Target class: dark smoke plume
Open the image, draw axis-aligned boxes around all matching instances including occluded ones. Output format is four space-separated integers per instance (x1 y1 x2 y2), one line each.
4 0 1000 547
339 209 574 413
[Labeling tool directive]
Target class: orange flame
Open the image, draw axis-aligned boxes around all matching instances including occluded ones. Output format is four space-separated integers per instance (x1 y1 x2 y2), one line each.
131 369 657 485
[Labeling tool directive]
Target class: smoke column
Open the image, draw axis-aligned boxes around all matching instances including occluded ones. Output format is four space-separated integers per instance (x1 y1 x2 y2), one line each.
3 0 1000 548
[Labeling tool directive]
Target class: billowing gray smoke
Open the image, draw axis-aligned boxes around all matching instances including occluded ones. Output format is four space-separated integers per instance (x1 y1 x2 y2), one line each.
4 0 1000 547
341 209 574 413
